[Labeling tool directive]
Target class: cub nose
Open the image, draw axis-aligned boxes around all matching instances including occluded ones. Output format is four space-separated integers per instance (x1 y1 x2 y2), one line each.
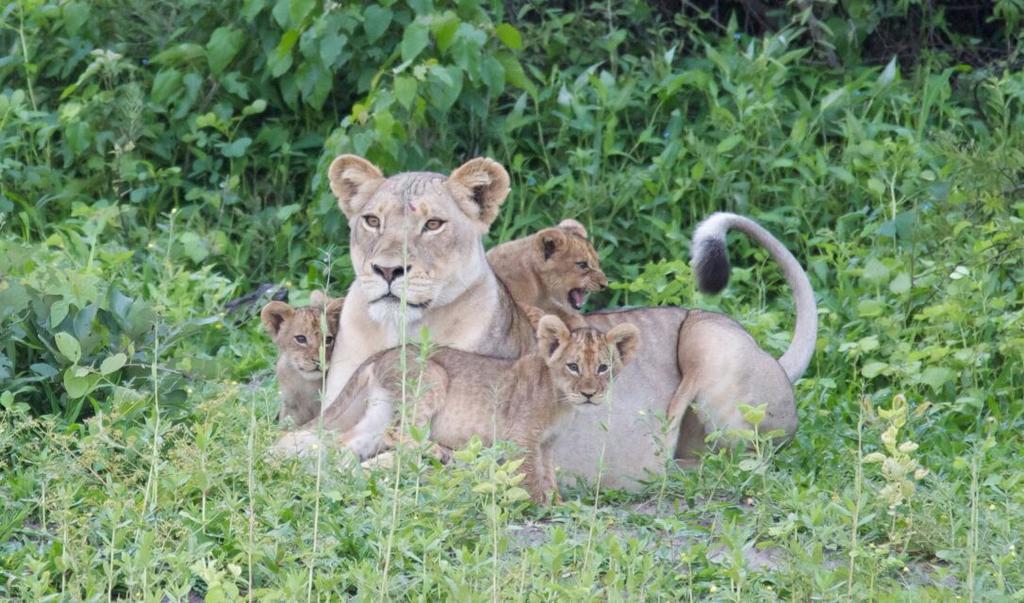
581 390 597 401
372 264 408 284
594 272 609 290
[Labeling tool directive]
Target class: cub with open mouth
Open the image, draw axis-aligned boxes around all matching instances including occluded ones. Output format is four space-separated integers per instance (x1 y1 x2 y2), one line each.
486 219 608 323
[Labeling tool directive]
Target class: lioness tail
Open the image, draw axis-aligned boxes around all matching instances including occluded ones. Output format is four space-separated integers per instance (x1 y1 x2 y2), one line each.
691 212 817 383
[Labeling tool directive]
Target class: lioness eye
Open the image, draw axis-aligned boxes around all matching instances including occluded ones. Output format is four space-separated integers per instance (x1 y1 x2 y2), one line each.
294 335 307 345
597 364 609 374
576 261 588 269
364 215 381 229
325 336 334 345
567 363 580 374
423 218 445 232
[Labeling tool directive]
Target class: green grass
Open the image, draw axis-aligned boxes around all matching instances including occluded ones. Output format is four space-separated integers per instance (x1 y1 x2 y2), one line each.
2 1 1024 600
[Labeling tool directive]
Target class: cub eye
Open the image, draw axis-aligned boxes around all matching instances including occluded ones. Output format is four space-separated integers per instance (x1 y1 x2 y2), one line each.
325 336 334 346
576 261 589 269
566 363 580 374
294 335 308 345
597 364 609 374
363 215 381 229
423 218 445 232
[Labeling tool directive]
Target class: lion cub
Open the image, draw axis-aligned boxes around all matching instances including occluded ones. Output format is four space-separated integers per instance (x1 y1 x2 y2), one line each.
487 219 608 324
341 313 640 504
261 291 344 425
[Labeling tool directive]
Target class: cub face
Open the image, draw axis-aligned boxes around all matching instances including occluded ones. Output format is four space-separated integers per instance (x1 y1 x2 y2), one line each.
535 314 639 407
261 292 344 380
535 219 609 312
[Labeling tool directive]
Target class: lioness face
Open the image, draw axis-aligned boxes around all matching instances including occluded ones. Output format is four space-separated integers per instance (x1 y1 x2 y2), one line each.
535 221 608 312
536 315 640 407
328 155 511 325
261 295 343 379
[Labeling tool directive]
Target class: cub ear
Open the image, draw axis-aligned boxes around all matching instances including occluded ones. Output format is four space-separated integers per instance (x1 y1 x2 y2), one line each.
328 154 384 218
447 157 510 230
605 323 640 367
536 314 571 363
557 219 588 239
325 296 345 334
536 228 567 261
260 301 295 337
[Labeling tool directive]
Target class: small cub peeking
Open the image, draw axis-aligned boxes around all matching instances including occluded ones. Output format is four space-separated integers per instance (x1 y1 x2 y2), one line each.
487 219 608 324
332 313 640 504
261 291 344 425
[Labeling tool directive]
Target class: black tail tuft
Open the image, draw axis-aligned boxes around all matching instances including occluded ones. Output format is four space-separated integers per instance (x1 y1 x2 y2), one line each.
694 238 730 294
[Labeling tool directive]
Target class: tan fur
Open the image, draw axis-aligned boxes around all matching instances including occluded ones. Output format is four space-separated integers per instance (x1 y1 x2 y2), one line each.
261 293 343 425
487 219 607 328
304 154 814 491
304 315 639 504
320 155 534 424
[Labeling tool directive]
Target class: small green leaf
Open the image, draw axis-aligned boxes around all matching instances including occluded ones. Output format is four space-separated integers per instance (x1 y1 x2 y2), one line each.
889 272 911 294
289 0 315 26
920 367 953 392
100 353 127 376
433 13 460 51
716 134 743 154
363 5 393 42
857 299 885 317
401 20 430 63
63 369 99 399
242 99 267 116
738 458 760 472
861 361 888 379
877 56 898 85
151 69 183 104
276 204 302 221
50 300 70 328
54 332 81 365
62 2 90 36
206 27 245 74
494 23 522 50
862 258 890 284
394 75 418 109
496 52 535 96
219 137 252 158
319 33 347 66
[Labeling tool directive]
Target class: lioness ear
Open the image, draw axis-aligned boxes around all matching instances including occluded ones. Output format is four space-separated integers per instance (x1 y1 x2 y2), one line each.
537 228 566 261
325 296 345 334
557 219 588 239
537 314 571 362
260 301 295 337
605 323 640 367
447 157 510 229
328 154 384 218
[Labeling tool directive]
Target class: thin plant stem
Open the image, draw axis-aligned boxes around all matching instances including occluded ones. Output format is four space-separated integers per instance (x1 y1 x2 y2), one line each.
379 224 411 599
581 359 615 578
847 397 866 598
306 252 334 602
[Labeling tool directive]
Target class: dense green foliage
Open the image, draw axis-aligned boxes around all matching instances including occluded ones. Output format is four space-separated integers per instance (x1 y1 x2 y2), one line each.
2 0 1023 599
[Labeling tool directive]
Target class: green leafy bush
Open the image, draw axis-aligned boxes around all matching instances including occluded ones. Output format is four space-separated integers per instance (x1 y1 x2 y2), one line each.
1 0 1023 599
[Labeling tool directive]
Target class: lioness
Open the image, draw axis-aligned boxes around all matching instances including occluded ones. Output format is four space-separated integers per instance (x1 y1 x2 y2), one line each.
261 291 343 425
486 219 607 323
314 154 816 489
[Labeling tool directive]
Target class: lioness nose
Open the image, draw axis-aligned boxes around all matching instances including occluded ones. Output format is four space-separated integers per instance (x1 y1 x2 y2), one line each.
372 264 407 284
